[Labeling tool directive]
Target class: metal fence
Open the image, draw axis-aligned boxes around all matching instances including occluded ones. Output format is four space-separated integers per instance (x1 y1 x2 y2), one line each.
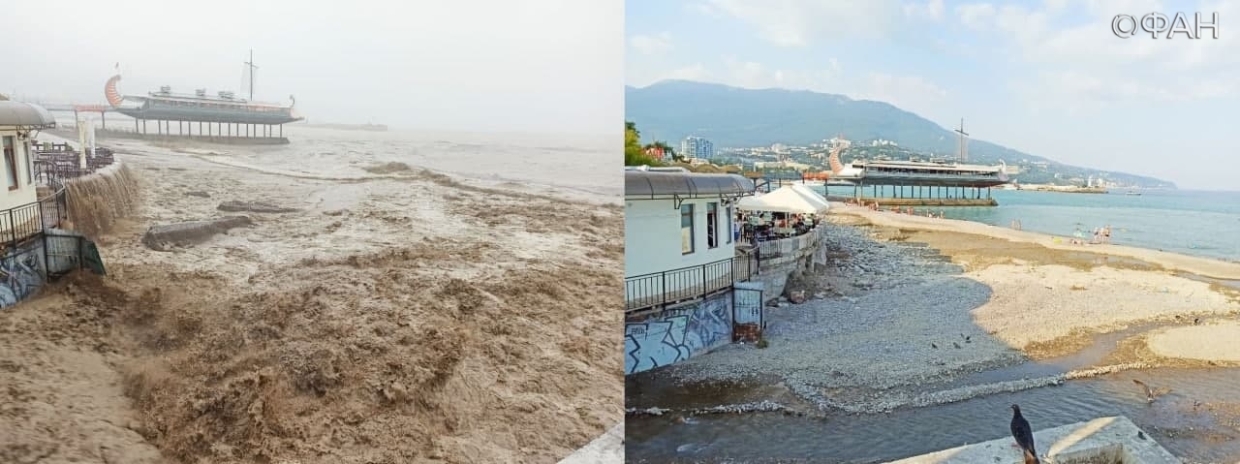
0 188 68 250
625 256 754 313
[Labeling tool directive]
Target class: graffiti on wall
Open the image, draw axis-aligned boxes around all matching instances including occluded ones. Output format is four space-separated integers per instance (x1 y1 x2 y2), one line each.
625 292 733 375
0 250 45 309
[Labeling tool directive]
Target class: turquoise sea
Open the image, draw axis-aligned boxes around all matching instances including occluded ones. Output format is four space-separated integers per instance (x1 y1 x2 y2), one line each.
823 187 1240 263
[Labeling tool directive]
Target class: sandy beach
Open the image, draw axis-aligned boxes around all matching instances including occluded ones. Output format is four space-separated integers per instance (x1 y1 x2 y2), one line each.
630 202 1240 415
0 133 622 464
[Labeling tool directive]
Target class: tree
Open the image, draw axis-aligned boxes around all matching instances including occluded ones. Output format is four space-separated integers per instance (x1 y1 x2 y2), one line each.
625 121 662 166
643 140 680 162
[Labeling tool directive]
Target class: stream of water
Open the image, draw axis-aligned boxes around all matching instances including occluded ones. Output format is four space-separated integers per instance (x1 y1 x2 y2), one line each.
627 317 1240 463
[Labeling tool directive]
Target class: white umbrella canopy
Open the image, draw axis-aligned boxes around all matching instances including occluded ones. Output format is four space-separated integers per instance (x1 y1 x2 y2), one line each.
789 184 831 212
737 186 826 214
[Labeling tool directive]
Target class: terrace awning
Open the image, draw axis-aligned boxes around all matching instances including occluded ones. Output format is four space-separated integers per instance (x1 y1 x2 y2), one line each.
737 186 828 214
0 102 56 130
625 170 755 200
789 184 831 212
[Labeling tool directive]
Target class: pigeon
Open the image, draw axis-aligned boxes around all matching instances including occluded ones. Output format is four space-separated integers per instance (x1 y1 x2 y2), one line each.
953 342 962 349
1193 318 1201 325
1137 431 1146 440
931 343 938 349
1132 379 1171 403
1010 404 1039 464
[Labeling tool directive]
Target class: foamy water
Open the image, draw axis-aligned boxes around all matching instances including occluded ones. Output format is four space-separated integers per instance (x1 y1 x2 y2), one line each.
91 125 618 203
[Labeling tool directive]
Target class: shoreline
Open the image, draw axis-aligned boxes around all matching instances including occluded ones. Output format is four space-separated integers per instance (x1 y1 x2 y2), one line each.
830 202 1240 280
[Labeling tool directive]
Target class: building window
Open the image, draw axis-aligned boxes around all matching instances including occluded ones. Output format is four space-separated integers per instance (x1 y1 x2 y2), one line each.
726 205 733 244
706 202 718 249
680 203 694 255
3 136 16 191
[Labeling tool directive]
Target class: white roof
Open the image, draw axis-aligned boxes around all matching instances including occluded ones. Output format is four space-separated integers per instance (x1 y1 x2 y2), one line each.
737 185 828 214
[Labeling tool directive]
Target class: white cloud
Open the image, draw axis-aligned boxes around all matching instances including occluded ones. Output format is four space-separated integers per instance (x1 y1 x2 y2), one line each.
718 56 843 91
857 72 949 117
955 3 997 29
629 56 950 123
629 33 674 55
955 0 1240 109
665 64 712 81
904 0 945 21
705 0 902 46
685 2 722 17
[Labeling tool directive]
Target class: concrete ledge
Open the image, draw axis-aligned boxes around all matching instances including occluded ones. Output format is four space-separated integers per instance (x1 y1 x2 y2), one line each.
141 216 253 251
557 423 623 464
95 129 291 145
886 416 1178 464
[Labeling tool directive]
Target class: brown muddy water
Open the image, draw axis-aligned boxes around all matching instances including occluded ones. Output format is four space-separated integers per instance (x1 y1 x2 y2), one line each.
626 324 1240 463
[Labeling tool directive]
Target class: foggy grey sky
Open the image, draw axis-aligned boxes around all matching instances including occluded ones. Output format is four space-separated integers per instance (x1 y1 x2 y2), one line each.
3 0 620 135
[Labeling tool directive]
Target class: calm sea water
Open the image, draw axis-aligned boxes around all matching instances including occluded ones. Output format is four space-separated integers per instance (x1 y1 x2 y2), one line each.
825 187 1240 263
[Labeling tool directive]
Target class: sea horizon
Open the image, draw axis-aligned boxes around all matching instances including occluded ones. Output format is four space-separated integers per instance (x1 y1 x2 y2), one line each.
812 186 1240 264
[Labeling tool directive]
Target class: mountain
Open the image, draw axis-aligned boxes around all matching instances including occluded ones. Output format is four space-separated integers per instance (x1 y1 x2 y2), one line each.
625 80 1174 188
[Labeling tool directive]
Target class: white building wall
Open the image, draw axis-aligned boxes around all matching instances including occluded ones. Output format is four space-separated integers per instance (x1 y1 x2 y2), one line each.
624 196 736 278
0 128 39 211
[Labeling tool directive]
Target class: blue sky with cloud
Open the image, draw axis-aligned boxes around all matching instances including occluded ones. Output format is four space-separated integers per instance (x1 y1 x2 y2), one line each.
627 0 1238 190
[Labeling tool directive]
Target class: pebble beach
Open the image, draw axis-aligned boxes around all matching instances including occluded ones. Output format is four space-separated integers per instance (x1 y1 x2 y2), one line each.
628 202 1240 415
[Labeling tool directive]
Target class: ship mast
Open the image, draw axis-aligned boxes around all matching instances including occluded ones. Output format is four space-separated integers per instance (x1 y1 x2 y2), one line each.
954 118 969 163
243 49 259 101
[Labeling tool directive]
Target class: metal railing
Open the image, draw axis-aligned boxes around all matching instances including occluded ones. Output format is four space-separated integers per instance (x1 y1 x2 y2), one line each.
33 148 116 191
0 188 67 251
625 256 754 313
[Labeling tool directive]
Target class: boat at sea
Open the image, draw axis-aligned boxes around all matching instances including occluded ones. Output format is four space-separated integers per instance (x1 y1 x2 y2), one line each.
1126 190 1142 196
104 51 302 125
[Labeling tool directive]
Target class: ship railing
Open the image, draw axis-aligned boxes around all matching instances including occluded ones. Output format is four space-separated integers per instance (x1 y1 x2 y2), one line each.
863 170 1001 178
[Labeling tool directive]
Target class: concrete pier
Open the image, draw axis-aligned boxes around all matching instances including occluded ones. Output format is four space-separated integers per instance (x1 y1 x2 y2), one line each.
96 128 290 145
886 416 1178 464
